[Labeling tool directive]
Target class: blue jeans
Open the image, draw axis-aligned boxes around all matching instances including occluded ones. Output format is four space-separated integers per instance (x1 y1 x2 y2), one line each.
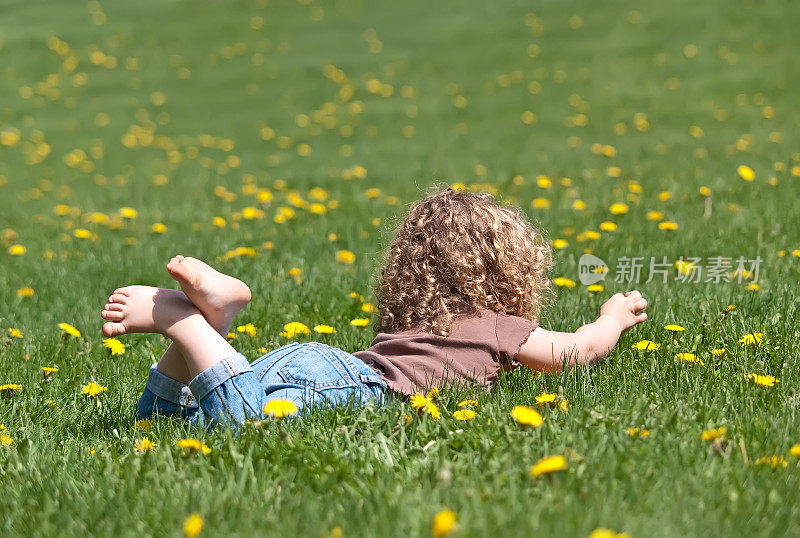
135 342 386 429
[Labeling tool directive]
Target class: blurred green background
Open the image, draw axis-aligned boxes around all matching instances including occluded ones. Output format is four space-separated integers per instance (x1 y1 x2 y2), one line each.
1 0 799 536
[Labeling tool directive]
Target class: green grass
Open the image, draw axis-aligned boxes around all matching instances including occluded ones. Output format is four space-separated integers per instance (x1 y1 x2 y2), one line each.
1 0 800 536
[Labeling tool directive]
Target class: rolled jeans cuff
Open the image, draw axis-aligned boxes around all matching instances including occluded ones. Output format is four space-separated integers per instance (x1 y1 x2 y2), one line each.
188 353 253 402
145 363 197 408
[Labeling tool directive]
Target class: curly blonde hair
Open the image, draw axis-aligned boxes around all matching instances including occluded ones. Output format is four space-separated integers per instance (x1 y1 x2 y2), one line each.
376 188 552 335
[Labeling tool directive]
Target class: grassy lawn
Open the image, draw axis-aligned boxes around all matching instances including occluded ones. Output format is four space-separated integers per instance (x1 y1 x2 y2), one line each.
1 0 800 536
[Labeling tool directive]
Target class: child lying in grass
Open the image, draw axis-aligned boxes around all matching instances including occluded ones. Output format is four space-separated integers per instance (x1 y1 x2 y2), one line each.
100 188 647 427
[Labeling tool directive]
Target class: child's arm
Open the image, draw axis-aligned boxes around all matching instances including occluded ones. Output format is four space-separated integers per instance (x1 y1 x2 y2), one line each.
515 290 648 373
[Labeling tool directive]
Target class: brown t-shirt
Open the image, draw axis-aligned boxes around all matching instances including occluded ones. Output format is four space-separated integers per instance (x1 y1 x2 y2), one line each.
353 310 537 396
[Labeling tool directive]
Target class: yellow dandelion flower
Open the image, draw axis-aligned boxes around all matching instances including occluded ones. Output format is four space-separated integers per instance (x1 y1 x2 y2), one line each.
530 455 568 477
553 277 576 288
81 381 108 397
263 399 299 418
410 393 441 420
676 353 704 365
737 165 755 181
103 337 125 355
627 427 650 438
9 245 26 255
176 438 212 455
134 437 157 454
453 409 477 421
212 216 226 227
535 392 558 406
431 510 457 537
396 412 413 424
552 239 569 249
632 340 660 351
335 249 356 264
789 445 800 457
589 529 631 538
754 455 787 469
313 325 336 334
581 230 601 241
646 210 664 221
280 322 310 338
587 284 604 293
41 366 58 375
236 323 257 337
600 221 617 232
738 333 763 346
135 419 151 431
675 260 695 275
16 287 34 297
609 202 629 215
1 433 13 448
658 221 678 231
119 207 138 219
701 426 726 441
58 322 81 338
242 207 264 220
748 373 779 387
532 197 550 209
350 318 370 327
457 399 478 408
710 348 727 357
8 328 23 338
309 202 327 215
361 302 377 313
151 223 167 233
745 282 760 291
0 384 22 395
183 513 203 537
664 324 685 332
510 405 543 427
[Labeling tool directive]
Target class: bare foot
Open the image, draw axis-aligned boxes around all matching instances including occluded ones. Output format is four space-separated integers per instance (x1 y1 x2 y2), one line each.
166 255 251 331
100 286 201 338
166 255 251 333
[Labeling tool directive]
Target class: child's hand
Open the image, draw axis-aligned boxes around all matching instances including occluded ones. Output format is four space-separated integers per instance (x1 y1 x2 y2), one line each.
599 290 648 332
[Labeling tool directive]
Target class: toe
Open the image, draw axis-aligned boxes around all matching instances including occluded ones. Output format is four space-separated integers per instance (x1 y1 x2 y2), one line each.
167 259 193 283
102 322 127 337
113 287 133 296
105 303 124 311
101 310 124 321
109 293 128 304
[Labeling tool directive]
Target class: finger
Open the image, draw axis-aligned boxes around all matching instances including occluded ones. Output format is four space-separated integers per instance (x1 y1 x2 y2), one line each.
634 298 648 311
635 312 648 323
626 290 642 300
